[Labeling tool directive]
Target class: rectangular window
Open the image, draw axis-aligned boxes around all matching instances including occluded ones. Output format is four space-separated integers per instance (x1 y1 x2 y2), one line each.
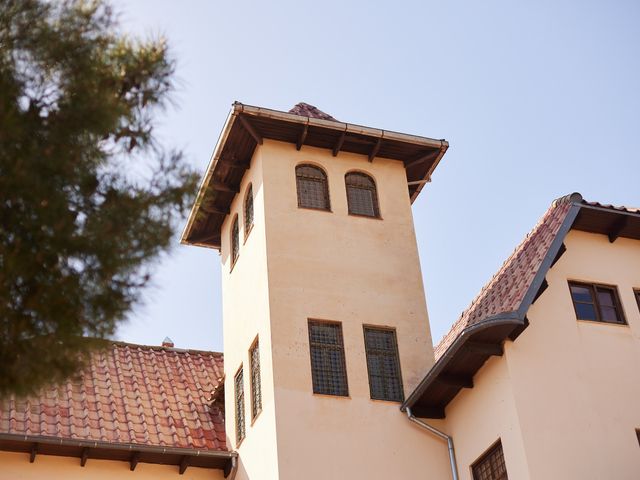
308 320 348 396
249 338 262 419
568 281 626 325
363 327 404 402
234 367 245 444
634 289 640 313
472 440 508 480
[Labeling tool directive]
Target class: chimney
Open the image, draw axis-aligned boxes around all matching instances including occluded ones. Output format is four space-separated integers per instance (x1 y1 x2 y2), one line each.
162 337 174 348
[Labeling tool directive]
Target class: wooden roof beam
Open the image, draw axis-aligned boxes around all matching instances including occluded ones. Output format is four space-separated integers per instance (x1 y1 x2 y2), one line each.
296 124 308 151
80 447 89 467
368 138 383 162
237 115 263 145
210 181 239 194
466 341 503 357
436 374 474 389
410 405 445 419
30 443 37 463
179 456 190 475
332 131 346 157
200 204 230 215
130 451 140 471
405 150 436 170
608 216 628 243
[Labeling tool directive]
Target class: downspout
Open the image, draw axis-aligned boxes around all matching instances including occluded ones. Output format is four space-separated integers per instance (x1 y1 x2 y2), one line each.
406 407 459 480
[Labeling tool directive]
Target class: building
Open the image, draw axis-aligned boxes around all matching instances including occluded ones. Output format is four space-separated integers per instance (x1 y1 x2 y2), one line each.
1 102 639 479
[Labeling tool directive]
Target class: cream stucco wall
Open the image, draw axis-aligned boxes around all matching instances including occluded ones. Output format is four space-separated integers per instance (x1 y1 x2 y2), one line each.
445 229 640 479
0 451 224 479
220 140 451 479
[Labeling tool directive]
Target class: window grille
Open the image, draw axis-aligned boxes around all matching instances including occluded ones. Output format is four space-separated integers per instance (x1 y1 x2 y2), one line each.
568 282 626 324
472 441 508 480
244 184 254 236
296 165 330 211
234 367 245 444
308 320 348 396
363 327 404 401
345 172 380 217
231 216 239 266
249 338 262 419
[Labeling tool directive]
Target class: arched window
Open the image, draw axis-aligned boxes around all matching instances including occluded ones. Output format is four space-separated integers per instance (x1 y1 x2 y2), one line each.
231 215 239 266
244 184 254 236
345 172 380 217
296 164 330 211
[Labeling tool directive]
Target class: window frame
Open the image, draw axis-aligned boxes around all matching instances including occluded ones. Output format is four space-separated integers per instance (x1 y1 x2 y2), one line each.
230 215 240 270
568 281 627 325
307 319 349 397
634 289 640 313
244 184 254 241
234 365 245 445
345 171 381 218
362 325 404 402
249 336 262 421
471 439 508 480
295 164 331 212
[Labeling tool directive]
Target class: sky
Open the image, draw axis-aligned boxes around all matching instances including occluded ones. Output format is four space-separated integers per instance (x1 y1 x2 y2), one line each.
111 0 640 353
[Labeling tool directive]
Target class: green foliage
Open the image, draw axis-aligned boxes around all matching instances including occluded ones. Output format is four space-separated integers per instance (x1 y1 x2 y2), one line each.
0 0 198 397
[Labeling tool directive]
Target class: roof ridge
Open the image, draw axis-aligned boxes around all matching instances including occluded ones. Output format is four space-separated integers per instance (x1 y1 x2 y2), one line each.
108 340 223 357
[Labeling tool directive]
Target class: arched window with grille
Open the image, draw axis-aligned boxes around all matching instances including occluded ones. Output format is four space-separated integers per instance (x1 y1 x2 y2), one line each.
230 215 239 266
244 184 254 237
345 172 380 217
295 164 330 211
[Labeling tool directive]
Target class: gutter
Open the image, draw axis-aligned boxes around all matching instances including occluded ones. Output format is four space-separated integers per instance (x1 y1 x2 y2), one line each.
406 408 459 480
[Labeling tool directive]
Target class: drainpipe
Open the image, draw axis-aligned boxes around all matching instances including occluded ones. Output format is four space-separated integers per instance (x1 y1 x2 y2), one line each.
406 407 459 480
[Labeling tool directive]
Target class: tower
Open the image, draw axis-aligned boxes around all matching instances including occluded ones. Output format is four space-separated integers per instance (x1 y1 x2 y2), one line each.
182 102 451 479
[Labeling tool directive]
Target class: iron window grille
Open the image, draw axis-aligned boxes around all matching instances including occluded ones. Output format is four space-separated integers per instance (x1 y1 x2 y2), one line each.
308 320 348 396
231 216 239 267
234 367 245 444
568 281 626 325
249 338 262 419
472 440 508 480
296 165 330 211
363 327 404 402
244 184 254 238
345 172 380 217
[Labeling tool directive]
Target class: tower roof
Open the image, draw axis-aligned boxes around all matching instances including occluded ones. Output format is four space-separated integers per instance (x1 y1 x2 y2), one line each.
182 101 448 249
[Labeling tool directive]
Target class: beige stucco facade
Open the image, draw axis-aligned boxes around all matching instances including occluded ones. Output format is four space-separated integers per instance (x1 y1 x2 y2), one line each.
0 451 224 479
220 139 451 479
445 230 640 479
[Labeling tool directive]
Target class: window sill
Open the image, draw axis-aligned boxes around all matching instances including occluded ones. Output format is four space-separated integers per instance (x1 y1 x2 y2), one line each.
369 397 404 405
297 206 332 213
312 392 351 400
348 212 383 220
576 319 629 328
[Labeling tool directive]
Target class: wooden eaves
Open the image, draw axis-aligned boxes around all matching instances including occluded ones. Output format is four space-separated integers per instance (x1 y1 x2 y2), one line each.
181 102 449 249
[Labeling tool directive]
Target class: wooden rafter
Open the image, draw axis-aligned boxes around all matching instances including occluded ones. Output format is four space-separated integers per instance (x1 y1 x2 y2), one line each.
332 131 346 156
368 138 383 162
179 456 189 475
436 374 474 389
211 181 239 194
80 447 89 467
405 150 436 170
466 341 503 356
29 444 37 463
296 124 308 151
130 451 140 471
201 204 230 215
237 115 263 145
608 216 628 243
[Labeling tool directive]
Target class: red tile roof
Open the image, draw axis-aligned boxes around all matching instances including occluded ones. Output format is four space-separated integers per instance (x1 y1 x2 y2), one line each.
434 194 576 359
0 342 227 451
288 102 337 121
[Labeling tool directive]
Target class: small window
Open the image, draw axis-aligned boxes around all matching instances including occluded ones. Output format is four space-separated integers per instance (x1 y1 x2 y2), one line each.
634 289 640 313
345 172 380 217
296 165 330 211
308 320 348 396
244 184 254 237
363 327 404 402
249 338 262 419
569 282 626 324
234 366 245 444
472 440 508 480
230 215 239 267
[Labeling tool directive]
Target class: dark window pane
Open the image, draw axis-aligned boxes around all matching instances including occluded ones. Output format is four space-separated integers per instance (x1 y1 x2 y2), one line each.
234 368 245 443
345 172 380 217
596 289 615 307
575 303 598 321
570 285 593 303
296 165 330 210
250 339 262 419
308 321 348 396
600 306 620 323
364 328 403 402
472 441 508 480
231 217 239 265
244 185 254 234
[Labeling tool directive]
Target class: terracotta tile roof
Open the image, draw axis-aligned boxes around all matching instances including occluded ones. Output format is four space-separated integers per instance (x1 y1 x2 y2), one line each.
0 342 227 451
288 102 337 121
434 194 576 359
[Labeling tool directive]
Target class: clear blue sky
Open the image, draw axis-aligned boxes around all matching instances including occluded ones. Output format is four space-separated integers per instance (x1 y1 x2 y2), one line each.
112 0 640 352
